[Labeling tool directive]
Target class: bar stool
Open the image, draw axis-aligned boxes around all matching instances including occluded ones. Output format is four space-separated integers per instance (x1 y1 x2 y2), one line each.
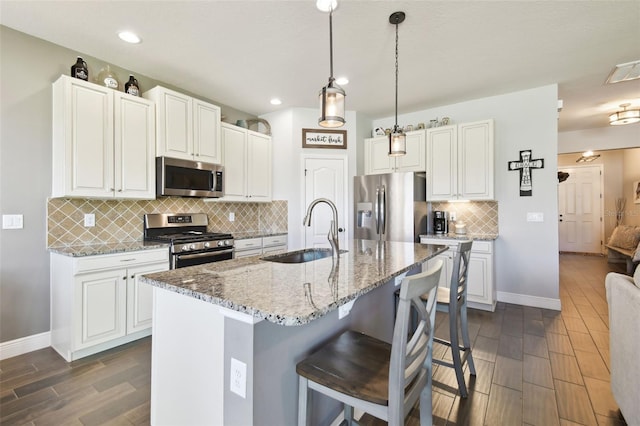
296 260 443 426
426 240 476 398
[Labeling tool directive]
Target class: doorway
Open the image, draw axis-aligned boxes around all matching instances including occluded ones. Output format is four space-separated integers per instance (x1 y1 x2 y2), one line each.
302 155 348 248
558 164 604 254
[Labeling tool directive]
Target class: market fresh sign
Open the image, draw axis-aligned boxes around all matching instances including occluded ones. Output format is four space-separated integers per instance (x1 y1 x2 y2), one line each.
302 129 347 149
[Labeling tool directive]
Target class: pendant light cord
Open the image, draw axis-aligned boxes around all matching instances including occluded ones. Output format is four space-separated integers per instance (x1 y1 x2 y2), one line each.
329 7 334 82
394 20 399 129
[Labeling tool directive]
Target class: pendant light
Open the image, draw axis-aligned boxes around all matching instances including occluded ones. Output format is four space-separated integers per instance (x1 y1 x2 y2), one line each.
388 11 406 156
609 103 640 126
318 1 345 128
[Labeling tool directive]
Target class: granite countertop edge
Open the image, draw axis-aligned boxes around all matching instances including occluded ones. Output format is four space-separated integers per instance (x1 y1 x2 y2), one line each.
419 233 498 241
48 241 169 257
143 260 424 326
233 231 288 240
141 240 447 326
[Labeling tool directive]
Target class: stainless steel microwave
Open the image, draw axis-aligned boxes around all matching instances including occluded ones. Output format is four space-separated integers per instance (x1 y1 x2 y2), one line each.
156 157 224 198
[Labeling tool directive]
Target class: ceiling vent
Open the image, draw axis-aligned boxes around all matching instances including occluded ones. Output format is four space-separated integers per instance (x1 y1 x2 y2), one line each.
605 60 640 84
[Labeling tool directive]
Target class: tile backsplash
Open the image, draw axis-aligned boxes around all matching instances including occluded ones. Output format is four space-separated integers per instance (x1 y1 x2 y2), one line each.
430 201 498 235
47 198 288 247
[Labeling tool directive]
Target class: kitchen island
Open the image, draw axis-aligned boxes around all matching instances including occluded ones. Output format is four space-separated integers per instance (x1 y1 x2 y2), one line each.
141 239 447 426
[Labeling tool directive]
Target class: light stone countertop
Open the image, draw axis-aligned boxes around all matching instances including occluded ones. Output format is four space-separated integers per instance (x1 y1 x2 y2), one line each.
49 241 169 257
419 233 498 241
141 239 447 326
232 231 288 240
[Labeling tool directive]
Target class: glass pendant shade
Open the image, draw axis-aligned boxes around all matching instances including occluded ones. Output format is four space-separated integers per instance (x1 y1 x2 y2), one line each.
319 80 345 128
388 126 406 156
609 104 640 126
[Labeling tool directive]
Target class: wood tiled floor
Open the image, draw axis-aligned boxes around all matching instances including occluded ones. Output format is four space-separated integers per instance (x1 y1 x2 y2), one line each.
0 254 630 425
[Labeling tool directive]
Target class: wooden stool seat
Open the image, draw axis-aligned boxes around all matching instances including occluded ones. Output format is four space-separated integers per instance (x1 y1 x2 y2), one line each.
296 261 443 426
296 330 391 406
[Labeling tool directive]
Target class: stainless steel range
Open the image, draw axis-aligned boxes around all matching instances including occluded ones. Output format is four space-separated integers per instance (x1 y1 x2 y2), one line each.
143 213 234 269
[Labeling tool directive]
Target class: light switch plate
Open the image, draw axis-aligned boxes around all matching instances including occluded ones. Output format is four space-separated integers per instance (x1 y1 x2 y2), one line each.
526 212 544 222
2 214 23 229
230 358 247 398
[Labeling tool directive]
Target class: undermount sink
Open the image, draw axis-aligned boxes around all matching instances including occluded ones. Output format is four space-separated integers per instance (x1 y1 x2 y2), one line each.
261 248 347 264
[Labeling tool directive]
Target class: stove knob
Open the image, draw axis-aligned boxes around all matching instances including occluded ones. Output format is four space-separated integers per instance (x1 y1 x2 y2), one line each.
204 242 211 248
190 244 196 250
181 245 190 251
225 240 232 246
217 241 225 247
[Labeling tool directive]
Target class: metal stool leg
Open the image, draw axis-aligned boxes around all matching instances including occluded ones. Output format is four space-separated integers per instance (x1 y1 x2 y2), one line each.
460 302 476 376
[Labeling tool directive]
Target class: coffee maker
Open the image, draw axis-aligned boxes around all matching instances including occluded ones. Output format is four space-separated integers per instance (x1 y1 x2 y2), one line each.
433 211 448 234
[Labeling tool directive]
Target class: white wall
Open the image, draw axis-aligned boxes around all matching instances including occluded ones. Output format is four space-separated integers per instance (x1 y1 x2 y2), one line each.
558 124 639 154
373 85 561 308
261 108 365 250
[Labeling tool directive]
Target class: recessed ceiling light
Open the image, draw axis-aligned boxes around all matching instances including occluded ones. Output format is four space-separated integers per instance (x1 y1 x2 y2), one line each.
336 77 349 85
270 98 282 105
118 31 141 44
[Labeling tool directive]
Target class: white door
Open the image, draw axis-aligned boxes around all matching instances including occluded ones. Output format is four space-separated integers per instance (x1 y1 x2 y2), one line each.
303 156 348 248
558 165 603 254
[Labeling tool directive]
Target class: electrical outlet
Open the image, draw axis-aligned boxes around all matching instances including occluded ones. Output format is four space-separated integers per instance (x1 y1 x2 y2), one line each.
230 358 246 398
229 212 235 222
84 213 95 227
449 211 457 221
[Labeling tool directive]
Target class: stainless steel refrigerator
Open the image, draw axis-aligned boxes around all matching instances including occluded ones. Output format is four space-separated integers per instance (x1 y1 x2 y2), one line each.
354 172 427 242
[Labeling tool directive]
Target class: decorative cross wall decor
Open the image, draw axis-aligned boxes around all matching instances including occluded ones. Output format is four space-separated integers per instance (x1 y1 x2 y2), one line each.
508 150 544 196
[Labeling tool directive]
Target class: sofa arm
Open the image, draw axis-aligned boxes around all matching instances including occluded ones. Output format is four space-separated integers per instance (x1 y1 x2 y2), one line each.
605 272 640 423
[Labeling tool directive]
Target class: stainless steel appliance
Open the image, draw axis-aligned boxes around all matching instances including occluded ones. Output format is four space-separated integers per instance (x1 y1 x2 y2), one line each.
433 210 448 234
156 157 224 198
143 213 233 269
354 172 427 242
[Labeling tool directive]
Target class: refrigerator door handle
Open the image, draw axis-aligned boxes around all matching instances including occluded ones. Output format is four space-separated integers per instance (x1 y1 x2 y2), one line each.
375 187 381 234
380 185 386 235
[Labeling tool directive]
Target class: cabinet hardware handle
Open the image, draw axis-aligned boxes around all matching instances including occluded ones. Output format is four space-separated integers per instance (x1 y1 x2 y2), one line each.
120 258 137 262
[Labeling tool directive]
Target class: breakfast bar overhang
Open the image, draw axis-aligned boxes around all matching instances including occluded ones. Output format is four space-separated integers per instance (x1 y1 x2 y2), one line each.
141 239 447 425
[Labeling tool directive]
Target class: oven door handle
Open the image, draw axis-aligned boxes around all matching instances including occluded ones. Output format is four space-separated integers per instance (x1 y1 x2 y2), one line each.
176 249 234 261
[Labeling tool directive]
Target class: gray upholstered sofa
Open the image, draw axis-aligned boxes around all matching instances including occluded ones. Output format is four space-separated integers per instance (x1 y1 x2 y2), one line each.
605 267 640 423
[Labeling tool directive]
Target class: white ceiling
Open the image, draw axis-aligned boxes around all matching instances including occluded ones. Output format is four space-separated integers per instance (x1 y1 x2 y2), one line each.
1 0 639 132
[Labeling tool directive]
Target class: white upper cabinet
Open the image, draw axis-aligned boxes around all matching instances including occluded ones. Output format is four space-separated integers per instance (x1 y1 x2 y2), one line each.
144 86 221 164
218 122 272 202
52 75 155 199
426 119 494 201
364 130 426 175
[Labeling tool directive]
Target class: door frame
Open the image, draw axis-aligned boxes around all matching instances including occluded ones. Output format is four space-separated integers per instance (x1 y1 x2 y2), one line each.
300 154 349 248
558 163 605 254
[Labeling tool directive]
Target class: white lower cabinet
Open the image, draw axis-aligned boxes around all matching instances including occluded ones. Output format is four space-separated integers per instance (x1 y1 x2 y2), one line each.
234 235 288 258
51 248 169 361
421 238 496 311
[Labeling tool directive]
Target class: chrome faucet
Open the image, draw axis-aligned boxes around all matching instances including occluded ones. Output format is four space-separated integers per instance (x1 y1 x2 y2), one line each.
303 198 340 260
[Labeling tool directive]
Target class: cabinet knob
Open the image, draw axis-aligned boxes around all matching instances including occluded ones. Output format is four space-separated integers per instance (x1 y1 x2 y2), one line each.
118 189 123 192
122 276 127 280
131 274 135 279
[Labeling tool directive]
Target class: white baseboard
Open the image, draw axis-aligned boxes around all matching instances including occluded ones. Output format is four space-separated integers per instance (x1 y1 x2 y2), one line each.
497 291 561 311
0 331 51 360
